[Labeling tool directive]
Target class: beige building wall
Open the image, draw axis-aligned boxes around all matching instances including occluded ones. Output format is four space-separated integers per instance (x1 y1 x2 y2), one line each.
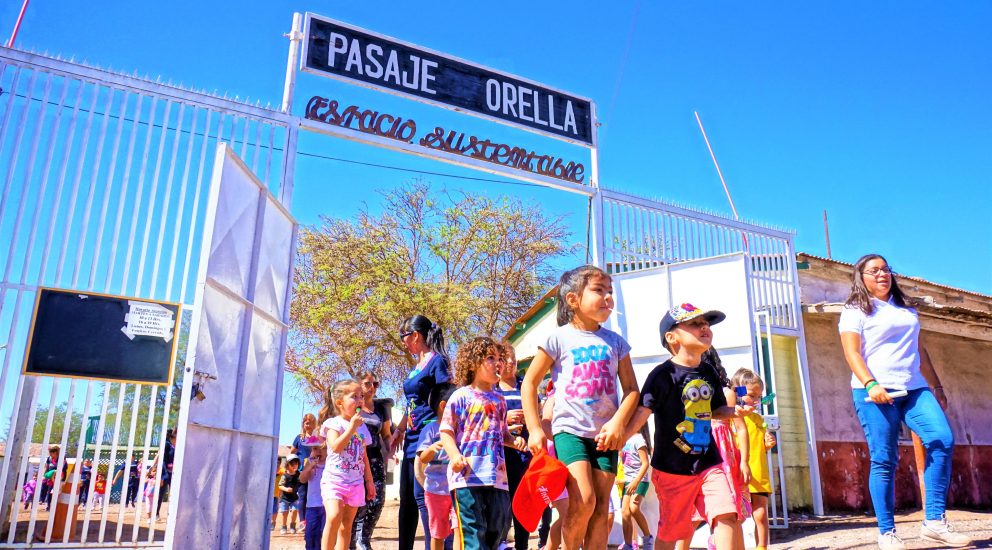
768 334 813 510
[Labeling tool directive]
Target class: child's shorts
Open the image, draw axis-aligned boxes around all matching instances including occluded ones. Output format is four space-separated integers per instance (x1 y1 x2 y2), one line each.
277 499 296 513
651 465 738 542
322 482 365 508
623 481 650 498
553 432 618 473
424 491 454 539
546 441 568 502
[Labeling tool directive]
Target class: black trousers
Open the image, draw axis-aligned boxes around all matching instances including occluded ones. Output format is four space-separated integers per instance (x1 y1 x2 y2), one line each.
398 455 430 550
504 450 532 550
350 454 386 550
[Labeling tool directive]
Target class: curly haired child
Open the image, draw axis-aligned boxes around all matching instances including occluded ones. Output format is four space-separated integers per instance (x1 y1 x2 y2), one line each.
440 336 526 550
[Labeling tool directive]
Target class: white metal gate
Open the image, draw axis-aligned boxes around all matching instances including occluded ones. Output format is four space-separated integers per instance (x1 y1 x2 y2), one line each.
0 47 294 547
595 187 824 518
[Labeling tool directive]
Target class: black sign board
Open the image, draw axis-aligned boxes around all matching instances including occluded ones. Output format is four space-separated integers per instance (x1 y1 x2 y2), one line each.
23 288 181 385
301 13 595 146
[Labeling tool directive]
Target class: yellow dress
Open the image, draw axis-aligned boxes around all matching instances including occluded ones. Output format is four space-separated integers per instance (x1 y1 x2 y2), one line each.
743 412 772 494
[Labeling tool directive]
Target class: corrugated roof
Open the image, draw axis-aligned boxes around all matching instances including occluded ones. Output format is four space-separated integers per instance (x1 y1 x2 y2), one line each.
798 252 992 300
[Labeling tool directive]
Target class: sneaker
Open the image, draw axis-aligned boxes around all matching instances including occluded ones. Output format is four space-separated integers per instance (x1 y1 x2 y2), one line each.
877 530 906 550
618 545 634 550
641 535 655 550
921 516 972 547
279 527 287 535
290 526 297 535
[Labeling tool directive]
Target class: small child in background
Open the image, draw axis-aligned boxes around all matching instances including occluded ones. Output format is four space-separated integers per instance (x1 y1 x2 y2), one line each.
93 473 107 510
731 368 777 550
143 465 158 517
21 477 36 509
299 436 327 550
320 379 375 550
440 336 526 550
279 455 302 534
620 426 654 550
416 382 457 550
271 457 284 531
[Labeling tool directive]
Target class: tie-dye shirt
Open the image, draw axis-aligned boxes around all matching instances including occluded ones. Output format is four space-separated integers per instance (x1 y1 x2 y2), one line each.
439 386 509 490
542 324 631 439
320 416 372 487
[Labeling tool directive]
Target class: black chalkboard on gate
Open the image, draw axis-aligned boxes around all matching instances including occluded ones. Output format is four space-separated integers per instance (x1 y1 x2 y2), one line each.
23 288 182 385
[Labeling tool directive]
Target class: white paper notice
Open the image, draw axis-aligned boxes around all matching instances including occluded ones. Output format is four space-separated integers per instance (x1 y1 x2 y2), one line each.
121 301 175 342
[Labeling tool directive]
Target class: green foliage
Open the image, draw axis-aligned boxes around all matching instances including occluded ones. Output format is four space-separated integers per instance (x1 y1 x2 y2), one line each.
288 182 574 402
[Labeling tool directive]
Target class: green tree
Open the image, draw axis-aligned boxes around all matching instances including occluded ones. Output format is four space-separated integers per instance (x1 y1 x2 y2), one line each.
98 311 189 447
288 182 574 401
30 403 86 456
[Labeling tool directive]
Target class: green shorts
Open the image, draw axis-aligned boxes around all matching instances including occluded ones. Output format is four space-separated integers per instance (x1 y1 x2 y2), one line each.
623 481 650 497
553 432 618 474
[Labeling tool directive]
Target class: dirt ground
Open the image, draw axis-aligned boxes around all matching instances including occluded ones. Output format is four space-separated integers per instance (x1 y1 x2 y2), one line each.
269 500 991 549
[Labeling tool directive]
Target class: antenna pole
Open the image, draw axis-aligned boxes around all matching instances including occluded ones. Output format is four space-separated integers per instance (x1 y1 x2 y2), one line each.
6 0 30 48
694 111 740 220
823 209 832 259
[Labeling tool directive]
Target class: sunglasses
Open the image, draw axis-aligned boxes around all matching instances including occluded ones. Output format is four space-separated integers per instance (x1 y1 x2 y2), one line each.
400 331 414 339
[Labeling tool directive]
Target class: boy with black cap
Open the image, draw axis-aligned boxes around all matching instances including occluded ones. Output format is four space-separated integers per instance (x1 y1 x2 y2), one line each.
622 303 753 550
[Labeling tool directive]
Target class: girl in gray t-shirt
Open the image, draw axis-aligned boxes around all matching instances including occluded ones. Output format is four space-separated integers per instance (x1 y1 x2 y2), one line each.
520 265 640 550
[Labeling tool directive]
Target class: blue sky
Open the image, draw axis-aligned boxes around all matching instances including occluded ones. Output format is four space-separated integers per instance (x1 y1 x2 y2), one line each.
6 1 990 443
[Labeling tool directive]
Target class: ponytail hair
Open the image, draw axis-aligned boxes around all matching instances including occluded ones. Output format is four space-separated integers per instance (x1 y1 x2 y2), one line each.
317 379 360 425
401 315 450 363
556 265 611 326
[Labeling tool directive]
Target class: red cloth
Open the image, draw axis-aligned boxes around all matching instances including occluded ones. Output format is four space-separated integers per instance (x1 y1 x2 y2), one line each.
511 451 568 532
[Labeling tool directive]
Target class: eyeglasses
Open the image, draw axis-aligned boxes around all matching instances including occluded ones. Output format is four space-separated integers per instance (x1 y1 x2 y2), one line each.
362 380 379 388
862 267 893 276
399 331 414 339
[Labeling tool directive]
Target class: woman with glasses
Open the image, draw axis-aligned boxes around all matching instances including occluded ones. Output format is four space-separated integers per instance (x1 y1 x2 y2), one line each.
350 371 393 550
839 254 969 550
390 315 452 550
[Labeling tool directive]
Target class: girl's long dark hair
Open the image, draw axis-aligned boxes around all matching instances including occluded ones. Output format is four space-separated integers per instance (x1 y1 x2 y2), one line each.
702 348 730 388
401 314 450 363
844 253 915 315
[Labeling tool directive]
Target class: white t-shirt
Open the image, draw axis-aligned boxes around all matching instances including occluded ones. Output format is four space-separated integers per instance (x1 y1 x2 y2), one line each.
541 324 631 439
838 297 927 391
320 417 372 487
621 433 651 481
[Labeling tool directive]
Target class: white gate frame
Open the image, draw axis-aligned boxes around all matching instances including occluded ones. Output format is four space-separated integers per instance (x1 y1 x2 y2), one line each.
0 46 295 548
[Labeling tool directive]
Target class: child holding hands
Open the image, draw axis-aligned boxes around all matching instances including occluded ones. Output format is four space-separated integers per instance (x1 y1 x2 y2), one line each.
319 379 376 550
440 337 526 550
522 265 640 550
624 303 754 550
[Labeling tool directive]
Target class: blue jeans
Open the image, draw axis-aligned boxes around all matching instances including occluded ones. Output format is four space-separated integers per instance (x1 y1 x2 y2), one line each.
852 388 953 533
304 506 325 550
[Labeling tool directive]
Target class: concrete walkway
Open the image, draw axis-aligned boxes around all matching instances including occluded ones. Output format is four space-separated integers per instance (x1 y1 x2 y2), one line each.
269 502 991 549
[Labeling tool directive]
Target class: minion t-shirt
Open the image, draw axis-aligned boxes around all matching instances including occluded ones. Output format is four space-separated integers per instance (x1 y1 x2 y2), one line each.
439 386 509 490
640 359 727 476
